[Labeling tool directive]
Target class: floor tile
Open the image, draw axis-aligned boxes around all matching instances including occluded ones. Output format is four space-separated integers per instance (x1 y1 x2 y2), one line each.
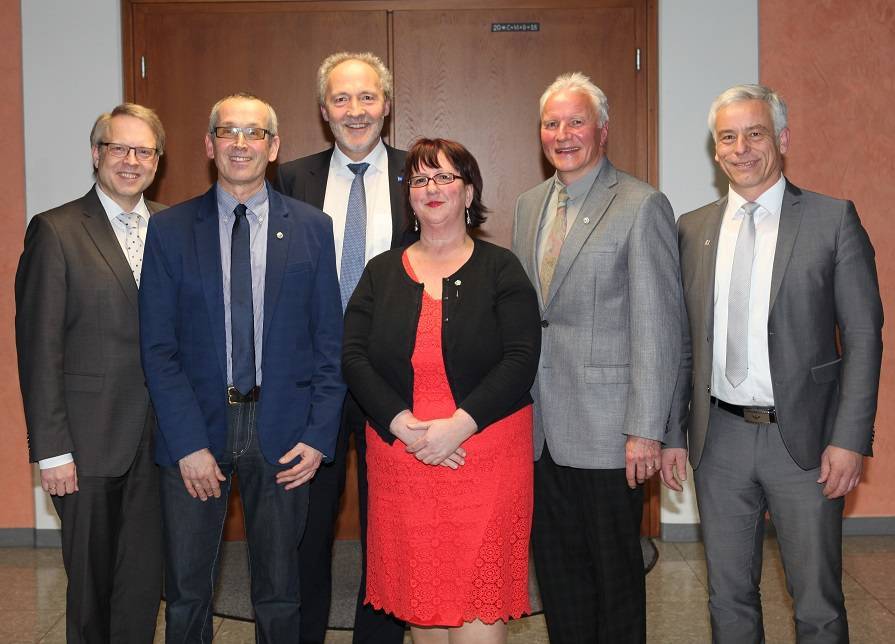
214 617 256 643
0 609 63 643
669 540 706 561
647 561 708 603
845 598 895 643
4 538 895 643
843 535 895 555
844 552 895 599
653 538 685 562
507 614 550 643
647 600 711 643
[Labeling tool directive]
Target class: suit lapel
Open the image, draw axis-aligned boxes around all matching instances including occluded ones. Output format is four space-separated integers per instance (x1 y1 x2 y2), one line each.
194 187 228 381
699 198 726 336
79 188 140 312
386 144 407 246
544 161 617 308
303 150 330 209
769 181 802 312
263 187 290 350
521 182 551 310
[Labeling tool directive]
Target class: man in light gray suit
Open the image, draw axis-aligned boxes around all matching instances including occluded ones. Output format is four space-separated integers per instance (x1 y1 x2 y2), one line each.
512 72 684 644
662 84 883 643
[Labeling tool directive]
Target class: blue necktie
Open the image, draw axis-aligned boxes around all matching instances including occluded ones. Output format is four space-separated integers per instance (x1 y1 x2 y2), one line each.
231 204 255 394
340 162 370 310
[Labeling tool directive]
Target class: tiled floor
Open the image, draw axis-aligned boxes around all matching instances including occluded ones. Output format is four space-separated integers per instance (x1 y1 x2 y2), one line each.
4 536 895 642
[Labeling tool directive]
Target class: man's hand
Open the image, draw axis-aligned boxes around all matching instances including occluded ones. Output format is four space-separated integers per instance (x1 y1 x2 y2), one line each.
406 409 476 469
41 462 78 497
276 443 324 490
660 447 689 492
178 448 226 501
625 435 662 489
817 445 864 499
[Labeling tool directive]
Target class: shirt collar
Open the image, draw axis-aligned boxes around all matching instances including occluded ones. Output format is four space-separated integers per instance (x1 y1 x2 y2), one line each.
554 157 605 202
216 182 269 221
727 174 786 221
330 139 387 175
95 184 150 222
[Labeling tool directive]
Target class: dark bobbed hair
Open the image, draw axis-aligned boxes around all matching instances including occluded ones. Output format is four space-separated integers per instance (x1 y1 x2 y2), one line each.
403 138 489 228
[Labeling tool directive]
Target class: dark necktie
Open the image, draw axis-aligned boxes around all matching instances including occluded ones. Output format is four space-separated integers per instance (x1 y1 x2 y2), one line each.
340 162 370 310
231 204 255 394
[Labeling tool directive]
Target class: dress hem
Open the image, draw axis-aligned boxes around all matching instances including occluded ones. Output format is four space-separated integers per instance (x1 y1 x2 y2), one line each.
364 600 532 628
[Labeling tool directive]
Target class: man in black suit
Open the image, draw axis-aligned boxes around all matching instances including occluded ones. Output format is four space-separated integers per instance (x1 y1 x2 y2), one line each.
15 104 166 643
275 51 409 644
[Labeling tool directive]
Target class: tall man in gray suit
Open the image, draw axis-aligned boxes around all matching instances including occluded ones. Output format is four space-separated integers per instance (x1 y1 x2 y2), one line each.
512 72 684 643
661 84 883 643
16 104 166 642
275 52 409 644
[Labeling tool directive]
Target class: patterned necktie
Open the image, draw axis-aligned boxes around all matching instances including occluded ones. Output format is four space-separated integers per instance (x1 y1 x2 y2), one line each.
539 185 569 296
117 212 144 287
231 204 256 394
340 162 370 310
725 201 761 387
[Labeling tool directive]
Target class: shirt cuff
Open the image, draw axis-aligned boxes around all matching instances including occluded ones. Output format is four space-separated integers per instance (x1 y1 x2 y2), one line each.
39 453 74 469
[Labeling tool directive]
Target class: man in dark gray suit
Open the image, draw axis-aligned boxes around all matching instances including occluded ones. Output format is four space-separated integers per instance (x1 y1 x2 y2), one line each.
512 72 684 644
275 51 409 644
662 84 883 643
16 104 166 643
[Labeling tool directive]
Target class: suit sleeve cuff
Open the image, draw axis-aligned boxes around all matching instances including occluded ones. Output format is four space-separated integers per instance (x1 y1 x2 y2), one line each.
39 453 74 469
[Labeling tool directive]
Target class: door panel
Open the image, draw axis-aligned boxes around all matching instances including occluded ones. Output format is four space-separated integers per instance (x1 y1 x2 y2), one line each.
132 4 388 206
393 7 639 247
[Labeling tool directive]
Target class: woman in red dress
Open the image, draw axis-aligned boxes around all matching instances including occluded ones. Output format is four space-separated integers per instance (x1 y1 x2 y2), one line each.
342 139 541 643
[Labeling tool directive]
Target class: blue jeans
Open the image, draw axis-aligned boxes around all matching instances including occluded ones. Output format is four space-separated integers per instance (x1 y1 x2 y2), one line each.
160 401 309 643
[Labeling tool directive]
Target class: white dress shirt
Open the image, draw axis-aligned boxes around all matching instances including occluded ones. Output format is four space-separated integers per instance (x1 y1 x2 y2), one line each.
322 140 394 276
39 186 153 470
711 175 786 406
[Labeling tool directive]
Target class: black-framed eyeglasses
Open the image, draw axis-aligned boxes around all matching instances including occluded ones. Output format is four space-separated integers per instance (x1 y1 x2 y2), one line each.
408 172 464 188
213 126 271 141
99 142 159 161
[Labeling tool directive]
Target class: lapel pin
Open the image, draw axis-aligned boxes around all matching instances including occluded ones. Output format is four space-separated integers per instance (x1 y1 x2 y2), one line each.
704 239 711 246
276 231 284 239
582 216 591 224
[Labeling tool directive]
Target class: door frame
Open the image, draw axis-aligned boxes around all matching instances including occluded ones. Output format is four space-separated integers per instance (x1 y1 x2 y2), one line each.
121 0 662 537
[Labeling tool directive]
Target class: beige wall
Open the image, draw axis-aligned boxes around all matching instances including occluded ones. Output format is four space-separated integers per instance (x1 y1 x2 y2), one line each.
760 0 895 517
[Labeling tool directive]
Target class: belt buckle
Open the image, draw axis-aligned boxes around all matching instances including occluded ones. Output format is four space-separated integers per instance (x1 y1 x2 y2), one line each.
743 408 772 424
227 386 241 406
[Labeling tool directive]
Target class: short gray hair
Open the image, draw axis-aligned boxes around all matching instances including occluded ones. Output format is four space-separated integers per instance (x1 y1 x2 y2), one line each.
208 92 279 136
539 72 609 126
708 84 788 140
90 103 166 155
317 52 393 105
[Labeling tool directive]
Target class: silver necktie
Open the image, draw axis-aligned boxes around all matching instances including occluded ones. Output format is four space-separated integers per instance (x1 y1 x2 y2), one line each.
725 202 761 387
117 212 144 287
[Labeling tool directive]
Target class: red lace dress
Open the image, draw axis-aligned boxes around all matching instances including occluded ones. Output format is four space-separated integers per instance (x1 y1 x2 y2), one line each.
364 252 534 627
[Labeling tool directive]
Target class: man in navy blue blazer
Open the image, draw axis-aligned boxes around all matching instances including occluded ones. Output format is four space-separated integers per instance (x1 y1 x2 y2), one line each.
140 92 345 643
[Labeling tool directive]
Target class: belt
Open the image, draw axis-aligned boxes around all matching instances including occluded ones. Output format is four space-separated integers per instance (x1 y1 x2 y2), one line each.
711 396 776 424
227 385 261 405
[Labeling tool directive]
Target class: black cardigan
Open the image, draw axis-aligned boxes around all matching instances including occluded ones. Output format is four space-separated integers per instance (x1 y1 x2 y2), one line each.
342 238 542 444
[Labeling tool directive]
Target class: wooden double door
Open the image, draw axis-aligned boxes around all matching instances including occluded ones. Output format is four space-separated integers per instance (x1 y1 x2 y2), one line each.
123 0 660 536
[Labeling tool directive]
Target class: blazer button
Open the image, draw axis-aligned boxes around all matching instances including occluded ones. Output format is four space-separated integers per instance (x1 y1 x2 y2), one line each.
541 320 549 328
